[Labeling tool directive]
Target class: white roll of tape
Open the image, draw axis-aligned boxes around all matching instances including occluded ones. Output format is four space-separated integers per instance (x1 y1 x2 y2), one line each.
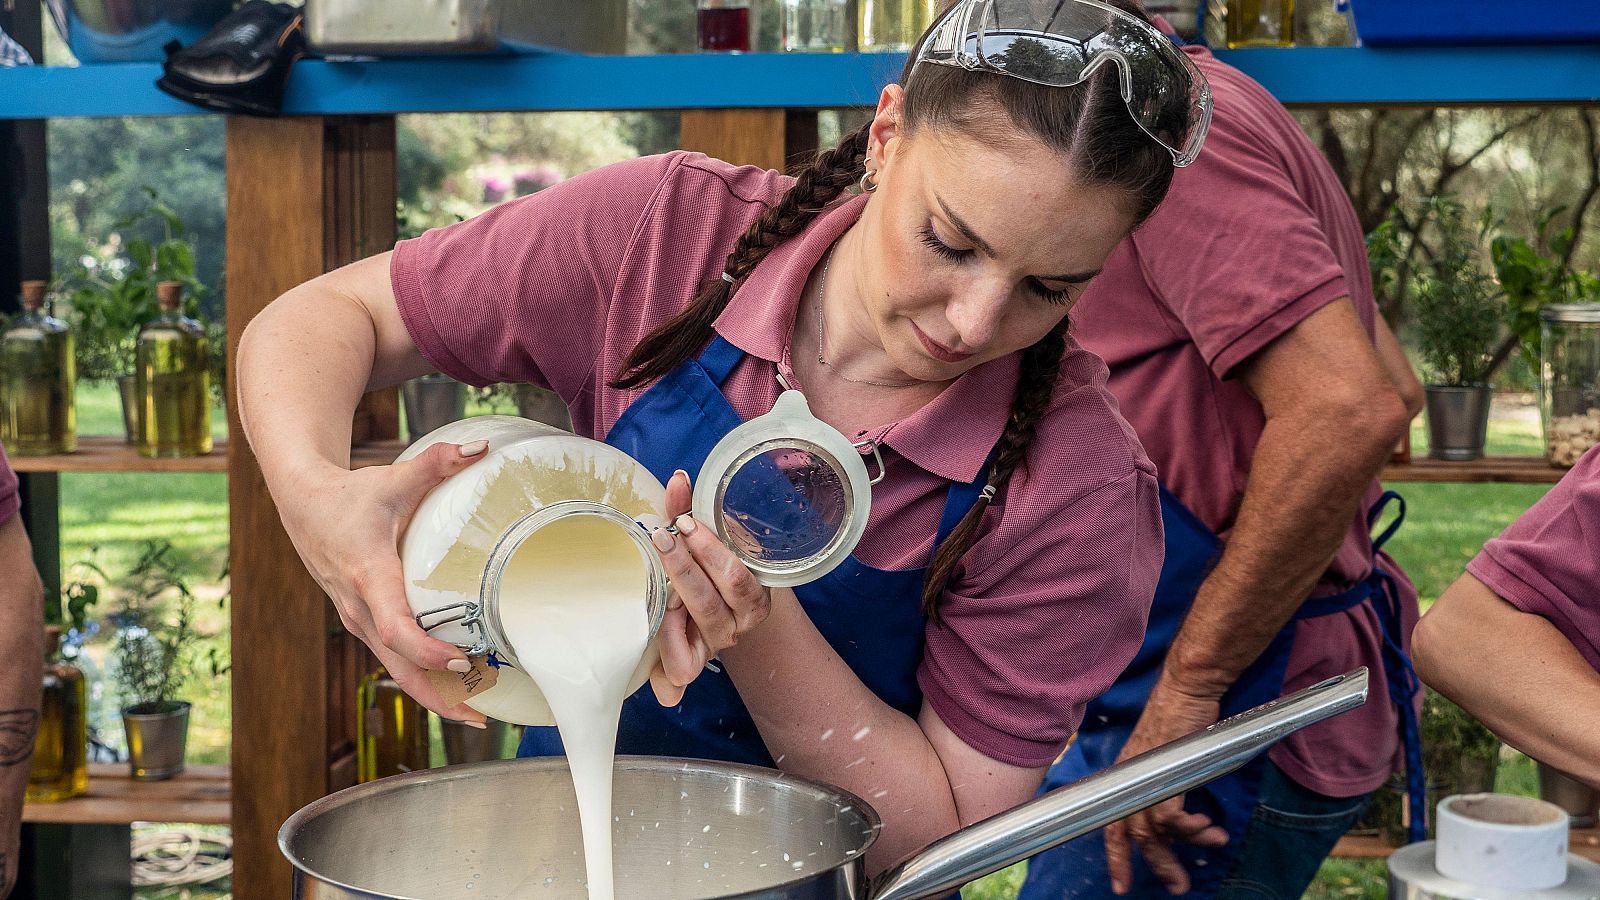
1435 793 1570 891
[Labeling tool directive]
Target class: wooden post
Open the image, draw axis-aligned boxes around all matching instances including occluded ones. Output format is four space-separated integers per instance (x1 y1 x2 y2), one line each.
225 114 395 900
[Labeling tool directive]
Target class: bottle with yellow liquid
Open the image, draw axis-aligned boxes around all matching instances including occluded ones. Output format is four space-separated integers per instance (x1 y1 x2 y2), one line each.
135 281 212 458
28 626 89 802
357 667 432 783
1 280 77 455
1226 0 1294 47
859 0 937 52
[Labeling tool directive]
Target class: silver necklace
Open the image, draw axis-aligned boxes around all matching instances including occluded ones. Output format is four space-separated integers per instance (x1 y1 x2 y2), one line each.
813 242 921 389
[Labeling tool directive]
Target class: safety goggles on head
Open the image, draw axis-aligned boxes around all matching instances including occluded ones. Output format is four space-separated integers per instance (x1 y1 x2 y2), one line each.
915 0 1213 167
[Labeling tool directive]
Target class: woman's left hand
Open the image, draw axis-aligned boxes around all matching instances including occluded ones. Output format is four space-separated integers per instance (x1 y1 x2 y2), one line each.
649 469 773 706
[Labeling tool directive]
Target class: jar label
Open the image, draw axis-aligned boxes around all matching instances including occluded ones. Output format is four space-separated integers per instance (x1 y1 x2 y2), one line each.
424 655 500 708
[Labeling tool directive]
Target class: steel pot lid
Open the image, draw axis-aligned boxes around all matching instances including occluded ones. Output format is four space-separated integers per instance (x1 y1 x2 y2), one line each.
692 390 874 588
1540 304 1600 324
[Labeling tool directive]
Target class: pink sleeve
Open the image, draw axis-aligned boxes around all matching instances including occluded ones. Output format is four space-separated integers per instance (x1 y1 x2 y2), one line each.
0 441 16 524
391 153 684 399
1129 113 1349 380
918 467 1163 768
1466 445 1600 671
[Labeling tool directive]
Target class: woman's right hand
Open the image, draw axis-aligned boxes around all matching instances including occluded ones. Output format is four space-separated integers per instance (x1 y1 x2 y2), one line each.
276 440 493 725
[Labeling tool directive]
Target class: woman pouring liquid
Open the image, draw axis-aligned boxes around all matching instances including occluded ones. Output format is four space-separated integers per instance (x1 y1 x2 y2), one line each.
236 0 1210 886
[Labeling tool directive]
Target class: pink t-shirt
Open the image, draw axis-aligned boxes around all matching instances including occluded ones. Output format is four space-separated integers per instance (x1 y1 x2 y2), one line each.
1071 46 1418 797
391 151 1163 768
0 441 16 524
1468 445 1600 669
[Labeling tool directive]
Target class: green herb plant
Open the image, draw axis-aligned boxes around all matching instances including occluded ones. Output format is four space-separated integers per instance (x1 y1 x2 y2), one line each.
108 540 206 714
1490 205 1600 371
1409 197 1506 387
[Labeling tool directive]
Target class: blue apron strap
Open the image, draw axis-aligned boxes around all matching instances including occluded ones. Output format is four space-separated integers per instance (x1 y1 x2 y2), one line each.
696 334 745 385
935 450 996 548
1367 489 1406 555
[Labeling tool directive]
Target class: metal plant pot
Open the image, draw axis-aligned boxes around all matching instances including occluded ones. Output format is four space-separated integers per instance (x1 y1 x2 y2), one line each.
117 373 139 444
45 0 234 63
401 375 467 443
281 670 1368 899
1538 761 1599 827
440 718 508 767
514 383 573 432
123 700 190 782
1424 385 1492 461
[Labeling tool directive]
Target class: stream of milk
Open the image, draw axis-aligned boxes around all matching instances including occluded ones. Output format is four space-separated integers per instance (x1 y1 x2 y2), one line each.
498 514 653 900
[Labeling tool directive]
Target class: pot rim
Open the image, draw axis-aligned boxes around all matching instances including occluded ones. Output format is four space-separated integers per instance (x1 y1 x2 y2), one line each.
122 699 192 719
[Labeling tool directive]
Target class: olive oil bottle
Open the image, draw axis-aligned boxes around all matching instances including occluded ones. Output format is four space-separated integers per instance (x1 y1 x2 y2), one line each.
356 667 431 783
1 280 77 455
28 627 89 802
135 281 212 458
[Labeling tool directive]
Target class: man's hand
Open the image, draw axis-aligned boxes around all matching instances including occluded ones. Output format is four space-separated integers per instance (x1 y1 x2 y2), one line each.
1104 679 1230 895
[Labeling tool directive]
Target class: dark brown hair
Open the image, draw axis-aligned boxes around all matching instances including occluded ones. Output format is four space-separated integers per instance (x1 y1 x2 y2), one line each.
615 2 1185 617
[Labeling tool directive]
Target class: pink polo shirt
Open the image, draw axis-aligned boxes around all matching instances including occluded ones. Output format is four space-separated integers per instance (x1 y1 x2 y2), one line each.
1072 46 1418 797
392 151 1163 768
1468 445 1600 670
0 441 17 524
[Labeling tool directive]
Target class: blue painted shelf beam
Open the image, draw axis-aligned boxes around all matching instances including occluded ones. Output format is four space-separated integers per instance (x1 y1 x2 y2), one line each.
0 46 1596 120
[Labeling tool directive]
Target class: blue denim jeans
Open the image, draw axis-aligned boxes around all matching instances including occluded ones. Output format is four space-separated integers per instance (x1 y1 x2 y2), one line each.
1211 762 1374 900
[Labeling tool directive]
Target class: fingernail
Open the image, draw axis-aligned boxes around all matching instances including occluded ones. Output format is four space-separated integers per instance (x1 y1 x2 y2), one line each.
459 440 489 457
675 514 697 535
668 591 683 610
447 658 471 673
673 469 689 484
651 527 675 552
466 720 488 730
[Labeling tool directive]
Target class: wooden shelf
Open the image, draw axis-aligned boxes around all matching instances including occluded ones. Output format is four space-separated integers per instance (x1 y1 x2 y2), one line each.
8 435 226 473
1335 826 1600 863
22 763 230 826
1382 455 1566 484
350 439 406 469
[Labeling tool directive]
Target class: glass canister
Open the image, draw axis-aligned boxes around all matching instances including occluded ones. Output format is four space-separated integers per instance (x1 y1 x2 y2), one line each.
1540 304 1600 468
1225 0 1295 48
783 0 851 52
28 626 89 802
859 0 937 52
697 0 753 52
1 280 77 456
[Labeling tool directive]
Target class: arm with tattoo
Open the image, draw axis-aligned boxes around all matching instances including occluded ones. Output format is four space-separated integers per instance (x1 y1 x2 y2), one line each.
0 512 45 899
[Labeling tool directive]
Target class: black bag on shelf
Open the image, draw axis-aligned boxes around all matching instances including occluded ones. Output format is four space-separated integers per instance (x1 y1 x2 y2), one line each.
156 1 306 117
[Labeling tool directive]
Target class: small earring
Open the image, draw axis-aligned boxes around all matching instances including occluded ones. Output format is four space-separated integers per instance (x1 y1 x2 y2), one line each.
860 168 879 193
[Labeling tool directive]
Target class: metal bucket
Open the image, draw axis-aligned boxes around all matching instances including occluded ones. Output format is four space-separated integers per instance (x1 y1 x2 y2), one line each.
117 373 139 444
281 670 1368 899
441 718 509 767
1424 385 1491 461
123 700 190 782
401 375 468 443
1539 762 1600 828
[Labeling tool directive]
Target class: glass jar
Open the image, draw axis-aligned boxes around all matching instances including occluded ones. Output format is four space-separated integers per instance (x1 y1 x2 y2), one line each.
784 0 851 52
1226 0 1294 48
356 666 431 783
697 0 752 52
28 627 89 802
1 280 77 455
1540 304 1600 468
134 281 212 458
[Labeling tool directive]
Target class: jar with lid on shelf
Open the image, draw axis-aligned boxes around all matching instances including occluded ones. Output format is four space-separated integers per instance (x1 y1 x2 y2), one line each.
697 0 753 52
1225 0 1295 47
134 281 212 458
858 0 936 52
784 0 851 52
1540 304 1600 468
28 626 89 803
1 280 77 456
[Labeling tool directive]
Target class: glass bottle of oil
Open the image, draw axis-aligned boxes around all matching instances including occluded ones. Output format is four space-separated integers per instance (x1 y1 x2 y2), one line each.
28 626 89 802
357 666 431 783
1226 0 1294 47
1 280 77 455
135 281 212 458
859 0 936 52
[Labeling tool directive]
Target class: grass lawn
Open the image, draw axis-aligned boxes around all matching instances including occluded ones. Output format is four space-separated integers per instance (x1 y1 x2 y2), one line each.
50 388 1566 898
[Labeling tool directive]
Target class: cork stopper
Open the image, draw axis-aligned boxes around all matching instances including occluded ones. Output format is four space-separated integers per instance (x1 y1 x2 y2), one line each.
157 281 183 311
20 280 46 312
43 625 63 661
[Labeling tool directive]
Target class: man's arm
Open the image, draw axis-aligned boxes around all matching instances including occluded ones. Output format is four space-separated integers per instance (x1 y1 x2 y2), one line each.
1415 573 1600 786
0 513 44 899
1106 298 1410 893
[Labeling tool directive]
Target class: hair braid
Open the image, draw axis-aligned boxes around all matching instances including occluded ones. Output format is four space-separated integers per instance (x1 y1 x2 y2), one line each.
610 125 873 390
920 328 1067 619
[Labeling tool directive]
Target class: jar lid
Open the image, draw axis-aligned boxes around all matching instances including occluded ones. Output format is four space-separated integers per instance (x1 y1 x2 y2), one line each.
693 390 873 588
1540 304 1600 323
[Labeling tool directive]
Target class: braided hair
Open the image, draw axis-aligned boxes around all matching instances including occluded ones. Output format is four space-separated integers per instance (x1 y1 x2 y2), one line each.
614 2 1184 617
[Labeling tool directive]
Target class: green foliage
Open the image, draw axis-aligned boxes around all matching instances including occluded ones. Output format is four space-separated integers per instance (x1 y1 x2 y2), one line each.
63 189 207 384
1408 198 1505 386
105 540 218 712
1490 205 1600 369
1421 689 1501 770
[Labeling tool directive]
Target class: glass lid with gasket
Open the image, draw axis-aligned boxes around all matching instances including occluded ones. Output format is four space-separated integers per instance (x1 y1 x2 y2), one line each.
692 390 879 587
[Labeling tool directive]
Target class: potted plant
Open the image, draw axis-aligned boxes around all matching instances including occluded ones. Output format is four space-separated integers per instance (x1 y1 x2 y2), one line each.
64 190 208 443
106 540 204 781
1371 689 1501 846
1409 197 1505 461
402 373 468 441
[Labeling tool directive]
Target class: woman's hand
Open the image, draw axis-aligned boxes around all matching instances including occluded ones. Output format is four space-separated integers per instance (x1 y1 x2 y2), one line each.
648 469 773 706
276 440 492 725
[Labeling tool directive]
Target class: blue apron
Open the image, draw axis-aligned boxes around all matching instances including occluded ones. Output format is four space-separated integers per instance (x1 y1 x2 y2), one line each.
1018 485 1424 899
517 334 992 768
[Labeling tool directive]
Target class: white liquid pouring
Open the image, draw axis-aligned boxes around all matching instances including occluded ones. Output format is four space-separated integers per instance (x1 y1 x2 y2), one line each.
499 514 653 900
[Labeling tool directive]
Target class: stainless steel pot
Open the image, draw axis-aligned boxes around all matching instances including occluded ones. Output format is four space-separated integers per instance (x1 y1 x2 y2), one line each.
46 0 233 63
281 669 1367 899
